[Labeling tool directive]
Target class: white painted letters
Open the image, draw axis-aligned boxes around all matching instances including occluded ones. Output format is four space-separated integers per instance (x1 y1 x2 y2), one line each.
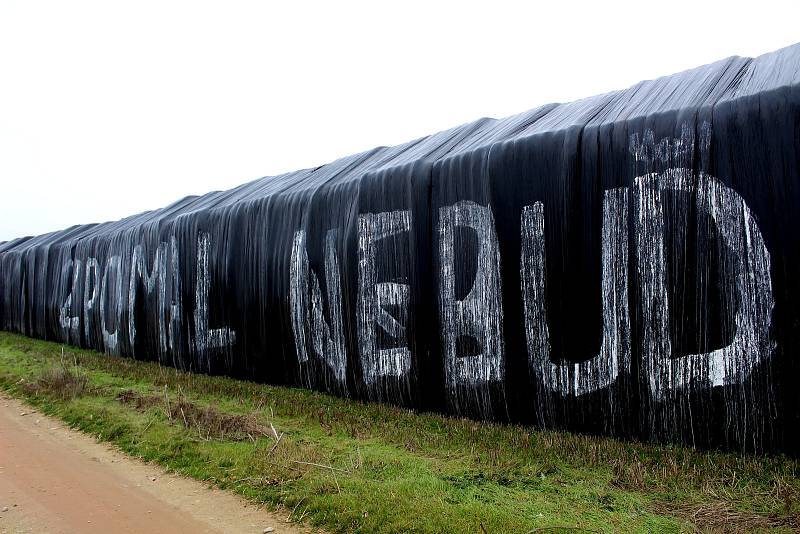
290 229 347 386
521 189 630 396
635 169 774 398
58 258 82 342
100 255 123 354
438 200 504 388
193 232 236 368
357 210 412 385
83 258 99 341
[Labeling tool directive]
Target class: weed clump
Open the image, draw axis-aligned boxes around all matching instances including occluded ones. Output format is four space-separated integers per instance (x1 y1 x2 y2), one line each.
116 389 270 441
24 362 88 400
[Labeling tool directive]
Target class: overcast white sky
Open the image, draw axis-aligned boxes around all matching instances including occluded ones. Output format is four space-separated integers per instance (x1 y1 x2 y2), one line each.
1 0 798 242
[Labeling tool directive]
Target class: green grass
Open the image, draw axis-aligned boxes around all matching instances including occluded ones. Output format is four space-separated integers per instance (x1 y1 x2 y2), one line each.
0 331 797 533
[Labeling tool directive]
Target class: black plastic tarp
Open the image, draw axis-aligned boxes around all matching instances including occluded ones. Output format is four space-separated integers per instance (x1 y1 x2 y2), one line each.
2 43 799 453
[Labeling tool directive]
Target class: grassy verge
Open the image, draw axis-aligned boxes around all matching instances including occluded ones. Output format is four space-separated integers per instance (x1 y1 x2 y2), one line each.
0 331 797 533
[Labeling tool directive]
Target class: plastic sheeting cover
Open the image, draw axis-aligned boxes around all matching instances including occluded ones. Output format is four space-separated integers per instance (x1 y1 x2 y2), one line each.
2 43 799 453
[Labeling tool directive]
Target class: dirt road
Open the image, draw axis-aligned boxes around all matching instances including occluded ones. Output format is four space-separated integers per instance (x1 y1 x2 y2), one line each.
0 393 317 534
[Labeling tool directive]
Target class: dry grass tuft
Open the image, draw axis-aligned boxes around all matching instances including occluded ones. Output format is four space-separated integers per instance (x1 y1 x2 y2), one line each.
610 458 648 490
117 389 270 441
116 389 160 410
652 500 800 533
25 365 88 400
